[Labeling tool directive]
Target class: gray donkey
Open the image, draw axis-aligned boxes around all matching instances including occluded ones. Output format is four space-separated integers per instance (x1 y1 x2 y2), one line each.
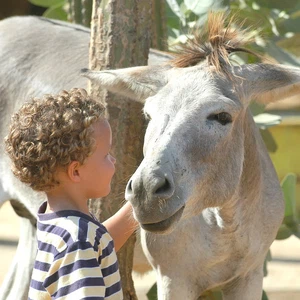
1 12 298 299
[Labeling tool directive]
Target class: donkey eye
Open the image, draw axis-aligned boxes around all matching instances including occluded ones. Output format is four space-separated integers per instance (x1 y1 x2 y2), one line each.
207 112 232 125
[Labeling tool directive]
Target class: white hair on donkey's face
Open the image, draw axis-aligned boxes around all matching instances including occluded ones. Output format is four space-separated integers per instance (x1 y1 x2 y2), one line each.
139 65 246 222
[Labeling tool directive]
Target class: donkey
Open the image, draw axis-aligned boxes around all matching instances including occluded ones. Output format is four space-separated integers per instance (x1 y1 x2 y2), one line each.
0 12 296 300
0 15 170 300
80 14 300 299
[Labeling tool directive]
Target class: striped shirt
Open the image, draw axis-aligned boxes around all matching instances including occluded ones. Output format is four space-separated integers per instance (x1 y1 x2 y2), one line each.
28 202 122 300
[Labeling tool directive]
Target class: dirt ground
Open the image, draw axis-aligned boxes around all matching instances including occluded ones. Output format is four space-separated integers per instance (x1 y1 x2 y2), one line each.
1 201 300 300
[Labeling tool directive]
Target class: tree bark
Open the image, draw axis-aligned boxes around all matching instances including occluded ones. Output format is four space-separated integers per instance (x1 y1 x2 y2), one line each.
88 1 152 299
67 0 93 27
0 0 29 20
151 0 168 51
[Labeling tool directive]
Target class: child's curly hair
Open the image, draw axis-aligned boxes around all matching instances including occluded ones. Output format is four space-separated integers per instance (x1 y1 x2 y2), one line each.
5 88 105 192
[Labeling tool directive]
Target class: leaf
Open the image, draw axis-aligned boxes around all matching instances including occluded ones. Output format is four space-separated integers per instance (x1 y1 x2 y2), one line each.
268 16 280 36
281 173 297 226
211 290 223 300
43 3 67 21
184 0 222 16
289 223 300 238
276 34 300 57
250 102 266 116
265 41 300 66
282 14 300 33
293 227 300 238
202 289 223 299
262 290 269 300
276 174 300 239
254 113 281 129
165 3 182 31
255 0 300 11
165 0 186 26
29 0 64 8
171 34 194 45
275 224 292 240
263 250 272 277
147 283 157 300
259 129 278 153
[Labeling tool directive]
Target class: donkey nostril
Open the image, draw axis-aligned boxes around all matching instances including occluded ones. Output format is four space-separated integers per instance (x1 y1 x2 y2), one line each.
155 178 171 195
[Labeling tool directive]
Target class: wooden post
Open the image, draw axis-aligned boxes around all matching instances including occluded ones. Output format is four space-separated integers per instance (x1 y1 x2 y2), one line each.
151 0 168 51
88 1 152 299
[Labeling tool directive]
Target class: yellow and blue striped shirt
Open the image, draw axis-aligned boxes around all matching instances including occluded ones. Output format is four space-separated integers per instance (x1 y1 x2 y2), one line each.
28 202 122 299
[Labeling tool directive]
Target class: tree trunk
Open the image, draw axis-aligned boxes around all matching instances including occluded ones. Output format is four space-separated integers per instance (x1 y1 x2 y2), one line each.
0 0 29 20
67 0 93 27
88 1 152 299
151 0 168 51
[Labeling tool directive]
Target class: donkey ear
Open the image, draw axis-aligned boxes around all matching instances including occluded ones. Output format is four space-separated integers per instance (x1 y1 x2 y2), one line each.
233 63 300 105
81 65 169 101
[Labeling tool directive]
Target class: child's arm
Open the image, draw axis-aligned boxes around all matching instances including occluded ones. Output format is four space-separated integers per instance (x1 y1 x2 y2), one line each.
103 201 139 252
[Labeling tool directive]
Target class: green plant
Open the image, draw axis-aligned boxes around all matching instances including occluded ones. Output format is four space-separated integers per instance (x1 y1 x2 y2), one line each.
28 0 92 27
277 173 300 240
165 0 300 65
28 0 67 20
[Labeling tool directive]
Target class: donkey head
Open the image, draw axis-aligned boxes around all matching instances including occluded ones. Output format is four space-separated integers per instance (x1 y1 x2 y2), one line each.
82 13 300 234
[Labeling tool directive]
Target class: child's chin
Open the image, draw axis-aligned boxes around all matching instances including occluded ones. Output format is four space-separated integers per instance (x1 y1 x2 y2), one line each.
98 188 111 198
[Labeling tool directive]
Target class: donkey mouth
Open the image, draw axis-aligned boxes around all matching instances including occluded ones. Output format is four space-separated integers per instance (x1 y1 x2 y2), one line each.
140 205 185 233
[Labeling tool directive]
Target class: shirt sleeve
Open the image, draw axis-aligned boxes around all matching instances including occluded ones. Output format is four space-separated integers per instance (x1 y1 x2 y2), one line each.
43 241 105 299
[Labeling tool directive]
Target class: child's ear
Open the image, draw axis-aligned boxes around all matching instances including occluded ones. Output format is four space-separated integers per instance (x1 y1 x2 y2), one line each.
68 161 81 183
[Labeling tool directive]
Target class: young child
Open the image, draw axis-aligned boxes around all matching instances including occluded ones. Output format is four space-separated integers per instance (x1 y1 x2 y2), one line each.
5 88 138 299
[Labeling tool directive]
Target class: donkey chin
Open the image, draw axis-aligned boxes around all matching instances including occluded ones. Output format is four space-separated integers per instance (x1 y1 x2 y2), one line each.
136 205 186 235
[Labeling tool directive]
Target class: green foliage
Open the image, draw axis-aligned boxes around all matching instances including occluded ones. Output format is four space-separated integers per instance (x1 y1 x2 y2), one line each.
165 0 226 47
165 0 300 66
262 290 269 300
44 2 67 20
253 113 282 152
230 0 300 65
29 0 300 65
203 290 223 299
28 0 93 27
147 283 157 300
28 0 66 20
29 0 63 7
263 250 272 277
276 174 300 240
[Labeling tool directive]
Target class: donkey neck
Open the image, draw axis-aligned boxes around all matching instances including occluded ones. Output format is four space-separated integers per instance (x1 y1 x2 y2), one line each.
216 109 263 231
240 109 263 204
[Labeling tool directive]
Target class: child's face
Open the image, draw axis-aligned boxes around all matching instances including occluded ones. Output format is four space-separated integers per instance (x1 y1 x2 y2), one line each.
79 119 116 198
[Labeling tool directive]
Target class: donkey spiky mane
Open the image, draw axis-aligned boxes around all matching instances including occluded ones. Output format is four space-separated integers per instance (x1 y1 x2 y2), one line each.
171 12 258 73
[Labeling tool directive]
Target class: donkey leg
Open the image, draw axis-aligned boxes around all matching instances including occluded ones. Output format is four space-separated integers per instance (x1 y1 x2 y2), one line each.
222 267 264 300
0 211 37 300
